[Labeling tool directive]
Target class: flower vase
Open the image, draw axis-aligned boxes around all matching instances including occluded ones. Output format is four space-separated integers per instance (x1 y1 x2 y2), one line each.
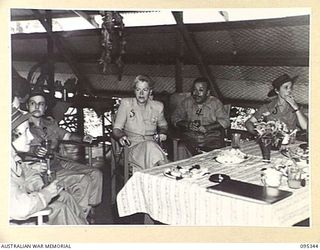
258 134 273 162
271 133 284 151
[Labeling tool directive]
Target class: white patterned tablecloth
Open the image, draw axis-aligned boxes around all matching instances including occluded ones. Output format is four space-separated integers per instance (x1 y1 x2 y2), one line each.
116 141 310 226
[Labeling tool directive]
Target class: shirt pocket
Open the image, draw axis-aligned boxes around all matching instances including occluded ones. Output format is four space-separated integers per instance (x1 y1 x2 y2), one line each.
125 111 138 131
144 115 158 132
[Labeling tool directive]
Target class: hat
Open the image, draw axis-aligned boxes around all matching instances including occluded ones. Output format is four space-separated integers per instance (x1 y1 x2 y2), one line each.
12 107 32 130
28 86 49 101
267 74 298 97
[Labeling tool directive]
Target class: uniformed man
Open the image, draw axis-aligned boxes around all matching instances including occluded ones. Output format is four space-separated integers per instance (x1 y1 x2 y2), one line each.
26 89 103 217
11 107 87 225
171 77 230 159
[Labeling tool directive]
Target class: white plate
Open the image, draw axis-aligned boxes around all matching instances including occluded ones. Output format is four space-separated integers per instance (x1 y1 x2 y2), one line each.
214 155 249 165
214 148 250 165
163 168 209 180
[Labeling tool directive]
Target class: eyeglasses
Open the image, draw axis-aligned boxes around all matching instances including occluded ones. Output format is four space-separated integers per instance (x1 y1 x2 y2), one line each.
28 101 46 108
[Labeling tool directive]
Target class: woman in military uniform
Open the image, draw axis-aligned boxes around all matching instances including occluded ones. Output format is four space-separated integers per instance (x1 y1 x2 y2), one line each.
112 75 169 172
245 74 308 134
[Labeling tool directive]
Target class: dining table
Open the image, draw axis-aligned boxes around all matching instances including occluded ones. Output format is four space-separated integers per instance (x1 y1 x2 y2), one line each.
116 139 310 226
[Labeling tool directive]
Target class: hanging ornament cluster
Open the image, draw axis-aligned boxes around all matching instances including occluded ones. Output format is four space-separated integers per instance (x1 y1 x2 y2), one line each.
99 11 126 80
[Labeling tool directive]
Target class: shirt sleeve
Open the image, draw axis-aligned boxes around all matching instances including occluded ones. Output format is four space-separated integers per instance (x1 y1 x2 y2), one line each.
113 99 128 130
10 179 48 220
22 163 45 192
253 104 268 120
157 102 168 131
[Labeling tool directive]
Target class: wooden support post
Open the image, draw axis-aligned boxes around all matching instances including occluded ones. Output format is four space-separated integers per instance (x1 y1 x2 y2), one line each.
32 10 94 96
46 10 55 98
102 113 106 163
174 12 183 93
73 10 99 28
77 107 85 135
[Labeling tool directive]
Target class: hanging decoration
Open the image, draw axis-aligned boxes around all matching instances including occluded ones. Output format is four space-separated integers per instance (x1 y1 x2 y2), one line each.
99 11 126 81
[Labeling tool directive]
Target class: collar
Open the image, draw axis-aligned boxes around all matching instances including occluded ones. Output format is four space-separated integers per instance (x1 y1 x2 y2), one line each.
191 96 211 108
133 98 151 108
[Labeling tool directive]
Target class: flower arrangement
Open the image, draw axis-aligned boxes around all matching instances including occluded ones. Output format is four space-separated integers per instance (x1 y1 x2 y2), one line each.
254 118 291 149
254 120 288 137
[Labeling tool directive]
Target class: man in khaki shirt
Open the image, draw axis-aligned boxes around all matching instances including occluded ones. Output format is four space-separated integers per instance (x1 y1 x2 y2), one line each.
171 77 230 159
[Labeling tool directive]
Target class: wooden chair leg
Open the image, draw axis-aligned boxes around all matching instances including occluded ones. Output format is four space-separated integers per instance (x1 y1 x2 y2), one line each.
173 139 179 162
123 146 129 182
110 152 117 205
37 215 43 225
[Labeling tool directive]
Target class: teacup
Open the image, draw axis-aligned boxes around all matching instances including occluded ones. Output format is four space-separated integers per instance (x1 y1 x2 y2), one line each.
261 168 283 188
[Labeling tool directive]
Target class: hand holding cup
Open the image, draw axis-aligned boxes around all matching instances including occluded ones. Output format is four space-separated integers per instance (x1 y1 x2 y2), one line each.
83 134 94 143
119 136 131 146
34 146 48 158
29 161 47 173
189 120 201 132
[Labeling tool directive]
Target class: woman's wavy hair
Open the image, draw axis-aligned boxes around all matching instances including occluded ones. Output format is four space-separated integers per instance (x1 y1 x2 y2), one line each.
133 75 154 89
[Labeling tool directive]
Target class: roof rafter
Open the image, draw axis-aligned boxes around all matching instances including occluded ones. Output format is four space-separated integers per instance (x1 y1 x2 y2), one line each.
73 10 99 28
172 11 223 99
31 9 94 96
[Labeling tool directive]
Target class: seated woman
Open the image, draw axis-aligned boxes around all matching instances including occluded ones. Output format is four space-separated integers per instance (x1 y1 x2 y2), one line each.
245 74 308 134
112 75 169 172
11 107 87 225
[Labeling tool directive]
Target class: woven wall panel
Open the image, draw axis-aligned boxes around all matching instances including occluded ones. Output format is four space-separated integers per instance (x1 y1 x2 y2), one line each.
194 25 309 55
67 35 101 54
12 38 47 55
217 79 308 104
13 61 309 105
208 65 309 83
88 74 176 93
125 32 176 55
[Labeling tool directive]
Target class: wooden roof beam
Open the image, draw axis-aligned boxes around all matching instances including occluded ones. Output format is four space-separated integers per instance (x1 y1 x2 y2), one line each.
12 51 309 67
174 12 183 93
73 10 99 28
32 9 94 96
172 11 223 100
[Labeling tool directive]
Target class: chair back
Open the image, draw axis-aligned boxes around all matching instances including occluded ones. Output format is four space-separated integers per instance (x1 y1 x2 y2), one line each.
110 113 131 204
168 92 191 124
